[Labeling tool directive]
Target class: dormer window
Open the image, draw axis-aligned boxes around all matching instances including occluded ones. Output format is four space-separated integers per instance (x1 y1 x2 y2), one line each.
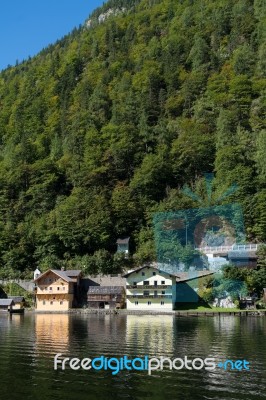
142 272 145 276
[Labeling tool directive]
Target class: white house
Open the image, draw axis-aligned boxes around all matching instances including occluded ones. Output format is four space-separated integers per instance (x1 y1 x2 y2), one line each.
116 237 130 255
123 266 177 310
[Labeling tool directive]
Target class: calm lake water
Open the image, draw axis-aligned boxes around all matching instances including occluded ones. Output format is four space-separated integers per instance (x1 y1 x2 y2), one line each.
0 313 265 400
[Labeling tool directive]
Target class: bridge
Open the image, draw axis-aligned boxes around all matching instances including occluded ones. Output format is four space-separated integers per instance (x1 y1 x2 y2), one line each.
195 244 260 256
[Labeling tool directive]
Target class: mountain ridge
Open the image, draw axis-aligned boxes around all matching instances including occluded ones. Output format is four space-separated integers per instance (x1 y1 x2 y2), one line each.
0 0 265 277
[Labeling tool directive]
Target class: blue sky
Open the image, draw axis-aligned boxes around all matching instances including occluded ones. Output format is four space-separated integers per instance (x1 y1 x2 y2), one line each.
0 0 105 71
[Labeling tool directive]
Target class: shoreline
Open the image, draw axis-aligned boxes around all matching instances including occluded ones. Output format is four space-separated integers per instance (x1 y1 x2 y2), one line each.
27 308 266 317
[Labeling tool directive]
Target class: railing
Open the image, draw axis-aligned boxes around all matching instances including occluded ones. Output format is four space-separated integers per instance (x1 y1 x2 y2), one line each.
126 285 172 289
196 244 260 253
36 288 73 294
127 294 172 299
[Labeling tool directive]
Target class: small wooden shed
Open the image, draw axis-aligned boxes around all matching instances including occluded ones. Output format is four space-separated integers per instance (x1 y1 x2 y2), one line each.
8 296 25 310
0 299 14 312
87 286 125 309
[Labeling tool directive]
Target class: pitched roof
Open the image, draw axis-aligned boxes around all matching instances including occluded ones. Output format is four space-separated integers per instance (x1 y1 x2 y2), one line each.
123 266 214 282
88 286 124 295
116 237 130 244
35 269 72 283
8 296 25 303
176 271 214 283
34 268 82 283
0 299 14 306
65 270 82 277
123 265 179 278
50 270 74 282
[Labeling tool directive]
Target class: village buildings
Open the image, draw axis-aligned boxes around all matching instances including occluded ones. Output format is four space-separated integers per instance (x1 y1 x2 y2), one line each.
123 266 178 310
34 269 81 311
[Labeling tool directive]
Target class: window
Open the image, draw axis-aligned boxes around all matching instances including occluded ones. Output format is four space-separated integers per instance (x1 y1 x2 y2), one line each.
135 301 138 305
142 272 145 276
133 282 137 286
63 287 65 290
57 287 60 291
42 300 46 305
49 278 52 282
161 281 165 285
162 291 165 295
161 301 164 305
45 287 48 291
154 281 157 286
50 301 53 305
143 281 149 286
148 301 151 305
60 301 63 305
153 272 156 276
144 291 150 297
49 287 52 290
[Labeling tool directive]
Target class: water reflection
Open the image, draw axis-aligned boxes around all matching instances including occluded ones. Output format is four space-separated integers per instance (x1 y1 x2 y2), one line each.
126 315 175 355
0 313 265 400
35 314 70 355
8 313 25 327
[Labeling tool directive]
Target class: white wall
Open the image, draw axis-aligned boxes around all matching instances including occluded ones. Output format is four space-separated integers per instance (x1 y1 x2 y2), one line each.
126 267 176 310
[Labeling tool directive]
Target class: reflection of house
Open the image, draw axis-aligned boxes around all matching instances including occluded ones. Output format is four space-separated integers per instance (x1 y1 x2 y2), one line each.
126 315 174 352
8 296 25 310
123 266 177 310
116 237 130 255
0 299 14 312
35 314 70 354
34 269 81 311
87 286 125 309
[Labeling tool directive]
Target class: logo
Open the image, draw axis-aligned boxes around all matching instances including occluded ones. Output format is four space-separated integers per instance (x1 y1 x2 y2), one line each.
54 354 250 375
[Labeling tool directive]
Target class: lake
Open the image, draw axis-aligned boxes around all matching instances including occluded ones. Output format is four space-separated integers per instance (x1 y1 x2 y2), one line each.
0 313 265 400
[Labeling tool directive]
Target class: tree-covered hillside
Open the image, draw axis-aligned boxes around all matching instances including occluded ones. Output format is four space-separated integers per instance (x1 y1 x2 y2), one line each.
0 0 265 277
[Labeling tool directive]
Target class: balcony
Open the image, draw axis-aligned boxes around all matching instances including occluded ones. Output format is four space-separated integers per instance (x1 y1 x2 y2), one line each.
36 287 73 295
127 294 172 299
126 285 172 289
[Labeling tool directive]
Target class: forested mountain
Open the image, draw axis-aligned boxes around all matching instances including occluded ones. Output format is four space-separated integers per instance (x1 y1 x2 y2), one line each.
0 0 266 277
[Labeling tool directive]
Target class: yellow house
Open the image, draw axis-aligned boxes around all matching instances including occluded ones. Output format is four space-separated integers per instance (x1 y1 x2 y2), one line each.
34 269 81 311
123 266 177 310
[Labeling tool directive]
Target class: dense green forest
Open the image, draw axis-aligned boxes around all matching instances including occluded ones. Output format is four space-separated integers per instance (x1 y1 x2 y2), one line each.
0 0 266 278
